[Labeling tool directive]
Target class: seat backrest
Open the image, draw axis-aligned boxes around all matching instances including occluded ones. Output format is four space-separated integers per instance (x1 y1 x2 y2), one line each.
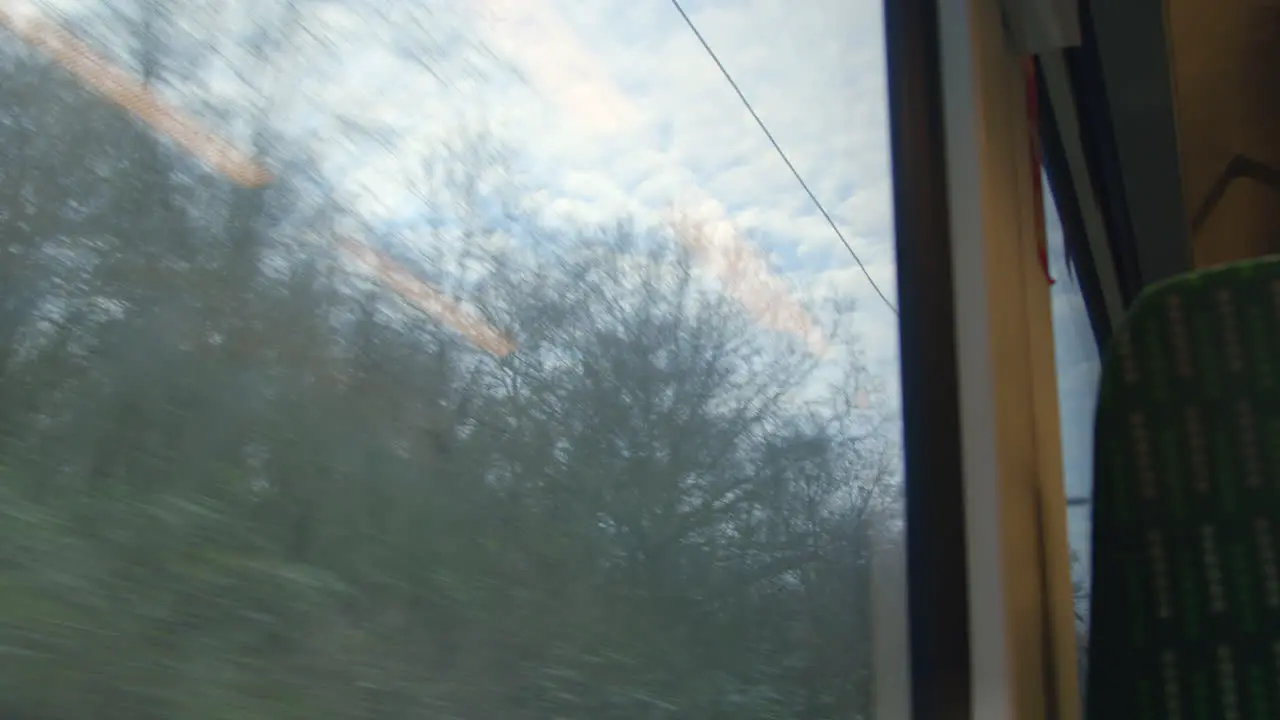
1087 256 1280 720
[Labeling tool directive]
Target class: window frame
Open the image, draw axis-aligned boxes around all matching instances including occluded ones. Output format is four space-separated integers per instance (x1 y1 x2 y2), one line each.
882 0 971 717
884 0 1086 716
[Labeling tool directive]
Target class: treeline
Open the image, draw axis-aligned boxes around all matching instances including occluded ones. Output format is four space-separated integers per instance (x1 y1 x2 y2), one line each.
0 30 896 720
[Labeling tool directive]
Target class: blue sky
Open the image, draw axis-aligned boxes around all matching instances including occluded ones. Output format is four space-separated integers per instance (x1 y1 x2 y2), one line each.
14 0 1100 580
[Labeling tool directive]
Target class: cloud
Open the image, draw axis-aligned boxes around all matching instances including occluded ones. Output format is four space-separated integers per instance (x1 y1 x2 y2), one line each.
18 0 902 396
469 0 640 136
477 0 900 358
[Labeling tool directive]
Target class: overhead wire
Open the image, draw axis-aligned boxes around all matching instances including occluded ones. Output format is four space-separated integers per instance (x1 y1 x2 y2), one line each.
667 0 899 316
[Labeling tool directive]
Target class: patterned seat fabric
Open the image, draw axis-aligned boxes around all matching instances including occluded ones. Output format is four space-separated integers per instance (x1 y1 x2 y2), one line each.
1087 257 1280 720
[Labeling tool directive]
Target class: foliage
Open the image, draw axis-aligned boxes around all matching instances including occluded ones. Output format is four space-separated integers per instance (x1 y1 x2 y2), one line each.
0 24 896 720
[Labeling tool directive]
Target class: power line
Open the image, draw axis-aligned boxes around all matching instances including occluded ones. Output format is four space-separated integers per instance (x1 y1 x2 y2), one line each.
668 0 898 316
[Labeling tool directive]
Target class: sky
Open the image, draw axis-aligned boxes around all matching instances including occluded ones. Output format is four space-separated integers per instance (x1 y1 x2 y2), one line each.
1045 187 1102 586
301 0 902 377
6 0 1101 586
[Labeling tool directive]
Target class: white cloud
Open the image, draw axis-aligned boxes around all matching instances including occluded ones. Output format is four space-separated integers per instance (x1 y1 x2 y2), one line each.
487 0 901 363
20 0 902 399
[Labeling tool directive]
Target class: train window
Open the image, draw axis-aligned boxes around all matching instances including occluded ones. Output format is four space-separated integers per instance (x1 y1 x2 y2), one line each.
0 0 910 717
1043 169 1100 689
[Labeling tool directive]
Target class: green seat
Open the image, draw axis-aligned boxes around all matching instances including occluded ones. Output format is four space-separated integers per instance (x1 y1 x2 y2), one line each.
1087 256 1280 719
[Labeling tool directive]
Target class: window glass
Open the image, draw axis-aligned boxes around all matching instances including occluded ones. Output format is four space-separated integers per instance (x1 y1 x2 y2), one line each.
1042 171 1101 685
0 1 906 716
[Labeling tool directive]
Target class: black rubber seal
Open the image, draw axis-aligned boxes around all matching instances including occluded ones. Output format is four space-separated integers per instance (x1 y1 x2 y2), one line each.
884 0 972 717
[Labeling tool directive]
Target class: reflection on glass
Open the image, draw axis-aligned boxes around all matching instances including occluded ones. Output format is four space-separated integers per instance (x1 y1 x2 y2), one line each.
1042 172 1101 688
0 0 903 716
